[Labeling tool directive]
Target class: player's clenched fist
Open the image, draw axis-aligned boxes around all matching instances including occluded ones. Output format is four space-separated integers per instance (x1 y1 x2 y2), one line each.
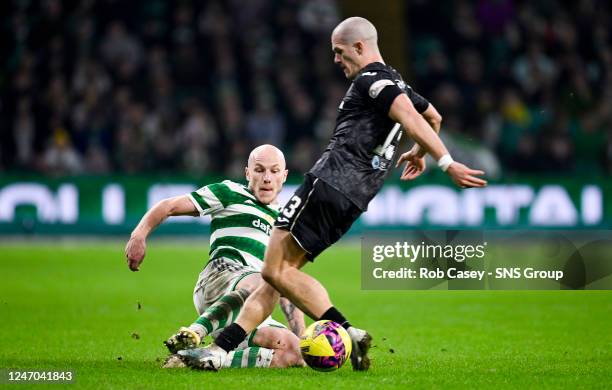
125 235 146 271
446 162 487 188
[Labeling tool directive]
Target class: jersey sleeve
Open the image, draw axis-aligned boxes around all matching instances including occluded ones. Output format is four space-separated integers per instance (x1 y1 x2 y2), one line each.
354 71 404 115
188 182 226 216
354 71 430 115
406 87 430 113
189 180 253 216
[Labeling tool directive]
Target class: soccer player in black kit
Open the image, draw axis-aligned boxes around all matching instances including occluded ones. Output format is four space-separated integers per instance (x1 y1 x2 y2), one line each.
178 16 487 371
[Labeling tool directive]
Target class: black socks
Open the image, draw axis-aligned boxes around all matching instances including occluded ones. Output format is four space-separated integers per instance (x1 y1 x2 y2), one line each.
214 323 247 353
215 307 351 354
320 306 351 329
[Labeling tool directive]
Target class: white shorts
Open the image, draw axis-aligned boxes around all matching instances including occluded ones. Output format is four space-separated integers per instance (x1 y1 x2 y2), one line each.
192 257 286 349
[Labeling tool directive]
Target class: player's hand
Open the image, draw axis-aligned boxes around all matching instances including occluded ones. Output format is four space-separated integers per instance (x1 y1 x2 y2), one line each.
396 147 426 181
125 235 146 271
446 162 487 188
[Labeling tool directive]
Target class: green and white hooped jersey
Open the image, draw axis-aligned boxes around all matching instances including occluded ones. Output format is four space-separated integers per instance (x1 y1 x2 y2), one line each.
188 180 280 271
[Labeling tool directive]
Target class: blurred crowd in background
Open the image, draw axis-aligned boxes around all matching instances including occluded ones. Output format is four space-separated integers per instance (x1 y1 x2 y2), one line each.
410 0 612 174
1 0 611 177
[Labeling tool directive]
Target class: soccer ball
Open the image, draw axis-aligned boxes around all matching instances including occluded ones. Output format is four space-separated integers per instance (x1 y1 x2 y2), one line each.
299 320 352 371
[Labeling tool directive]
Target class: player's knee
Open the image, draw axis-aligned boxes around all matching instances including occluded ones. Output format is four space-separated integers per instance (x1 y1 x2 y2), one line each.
261 264 282 288
262 258 304 289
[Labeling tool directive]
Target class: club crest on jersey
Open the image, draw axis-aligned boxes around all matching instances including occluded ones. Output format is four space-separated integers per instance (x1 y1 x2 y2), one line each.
371 155 392 171
371 155 381 169
372 143 396 171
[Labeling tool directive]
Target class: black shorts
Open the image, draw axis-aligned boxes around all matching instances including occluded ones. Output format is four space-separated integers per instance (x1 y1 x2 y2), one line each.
275 174 362 261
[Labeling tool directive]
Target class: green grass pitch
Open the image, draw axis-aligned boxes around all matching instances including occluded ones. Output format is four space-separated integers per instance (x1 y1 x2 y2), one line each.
0 241 610 389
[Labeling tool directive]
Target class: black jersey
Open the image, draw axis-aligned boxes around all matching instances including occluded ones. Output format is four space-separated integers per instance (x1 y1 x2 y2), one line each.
309 62 430 210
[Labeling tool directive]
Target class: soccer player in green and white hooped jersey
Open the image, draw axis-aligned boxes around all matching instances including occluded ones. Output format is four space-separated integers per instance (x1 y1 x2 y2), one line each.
125 144 305 369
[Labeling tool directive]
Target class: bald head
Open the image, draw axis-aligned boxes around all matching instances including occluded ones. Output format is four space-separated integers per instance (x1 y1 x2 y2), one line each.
247 144 286 170
332 17 378 46
245 144 287 204
331 17 383 79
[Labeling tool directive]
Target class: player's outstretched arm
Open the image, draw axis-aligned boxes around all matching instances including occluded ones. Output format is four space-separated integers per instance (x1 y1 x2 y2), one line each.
389 94 487 188
280 297 306 337
125 195 199 271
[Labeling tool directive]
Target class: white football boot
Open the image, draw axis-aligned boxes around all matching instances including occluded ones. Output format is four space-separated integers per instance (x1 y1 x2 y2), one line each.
163 327 201 354
347 327 372 371
177 344 227 371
